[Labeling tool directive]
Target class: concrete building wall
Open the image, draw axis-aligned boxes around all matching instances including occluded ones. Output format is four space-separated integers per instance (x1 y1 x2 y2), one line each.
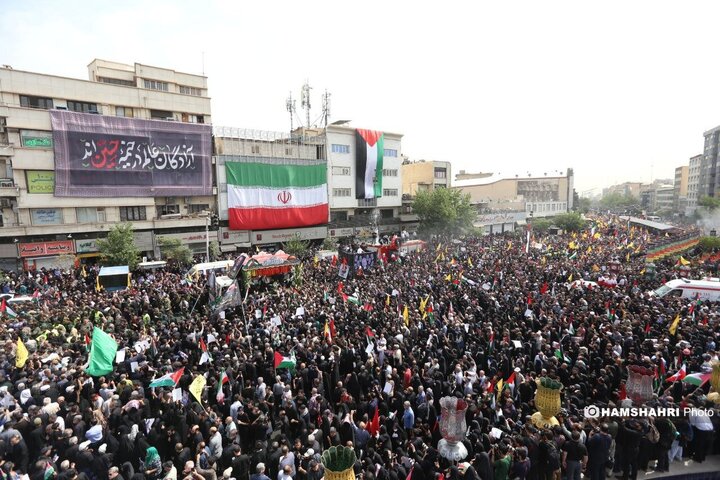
686 154 702 214
401 161 451 196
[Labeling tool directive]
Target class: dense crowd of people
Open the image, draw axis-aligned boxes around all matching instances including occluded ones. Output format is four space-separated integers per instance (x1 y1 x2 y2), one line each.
0 215 717 480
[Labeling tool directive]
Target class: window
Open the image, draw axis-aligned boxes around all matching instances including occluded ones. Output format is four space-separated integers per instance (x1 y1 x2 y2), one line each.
383 189 398 196
119 206 147 221
330 211 348 222
116 106 134 117
144 79 169 91
381 209 394 218
179 85 202 96
98 77 135 87
434 168 447 179
358 198 377 207
332 166 351 176
333 188 351 197
188 204 210 214
251 145 261 154
157 205 180 217
31 208 63 225
332 144 350 154
20 95 53 109
182 113 205 123
384 148 398 157
285 148 294 156
67 101 99 113
382 169 398 177
150 109 174 120
76 207 106 223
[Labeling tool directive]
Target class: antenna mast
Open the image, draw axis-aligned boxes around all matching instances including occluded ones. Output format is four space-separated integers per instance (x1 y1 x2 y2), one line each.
301 81 312 128
321 90 331 127
285 92 296 132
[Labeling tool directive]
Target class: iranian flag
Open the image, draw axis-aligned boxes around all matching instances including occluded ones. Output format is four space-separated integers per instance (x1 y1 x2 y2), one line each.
355 129 384 199
225 160 328 230
149 367 185 388
216 370 229 404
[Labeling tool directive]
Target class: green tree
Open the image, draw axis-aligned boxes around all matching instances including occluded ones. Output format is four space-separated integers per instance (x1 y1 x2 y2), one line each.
698 236 720 252
553 212 586 232
283 234 310 257
209 241 221 261
575 197 592 214
158 237 193 266
412 188 476 235
96 223 140 270
698 196 720 211
600 192 639 209
321 237 337 251
529 217 553 232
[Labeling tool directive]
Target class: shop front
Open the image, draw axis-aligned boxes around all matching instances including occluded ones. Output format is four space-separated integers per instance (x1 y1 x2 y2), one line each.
250 226 328 246
218 227 251 252
19 240 75 271
75 238 101 263
155 230 211 256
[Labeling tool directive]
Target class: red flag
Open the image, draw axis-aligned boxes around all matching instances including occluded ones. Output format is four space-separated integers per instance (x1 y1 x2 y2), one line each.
506 372 516 385
368 407 380 437
32 290 40 299
329 319 336 339
363 303 374 312
644 322 651 334
342 257 347 265
84 333 91 346
365 326 375 338
659 358 666 376
618 383 626 400
331 255 337 266
540 282 549 294
337 282 344 294
0 299 5 313
262 305 268 317
527 294 533 306
200 338 207 352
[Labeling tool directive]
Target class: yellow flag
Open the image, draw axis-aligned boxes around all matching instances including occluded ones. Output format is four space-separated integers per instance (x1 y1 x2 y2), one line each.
586 246 592 254
634 245 641 254
189 375 206 403
467 258 473 267
639 268 646 275
679 256 690 266
593 232 601 239
627 242 635 249
16 338 28 369
541 256 547 265
435 253 442 263
436 243 442 252
444 274 452 282
496 379 504 403
419 295 429 313
95 276 101 293
313 256 319 267
386 294 391 306
127 272 132 288
568 274 573 282
81 265 87 278
403 306 409 326
669 315 680 335
507 241 513 251
572 232 577 239
626 253 630 262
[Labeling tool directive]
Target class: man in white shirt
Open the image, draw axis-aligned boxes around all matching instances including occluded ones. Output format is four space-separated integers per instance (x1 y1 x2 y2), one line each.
689 405 714 463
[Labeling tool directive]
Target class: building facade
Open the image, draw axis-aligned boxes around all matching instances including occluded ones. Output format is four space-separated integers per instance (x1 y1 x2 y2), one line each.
400 160 451 196
454 169 575 218
702 125 720 198
602 182 642 199
0 60 214 269
673 165 689 213
686 154 702 215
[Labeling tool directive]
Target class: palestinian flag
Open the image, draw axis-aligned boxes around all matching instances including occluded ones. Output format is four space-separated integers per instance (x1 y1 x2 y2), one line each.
274 351 296 371
0 299 17 318
355 129 384 199
199 338 211 365
216 370 229 404
683 372 711 387
667 364 686 382
225 160 328 230
149 367 185 388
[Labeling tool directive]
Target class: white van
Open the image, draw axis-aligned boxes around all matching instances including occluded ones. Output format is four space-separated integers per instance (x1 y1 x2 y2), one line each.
652 278 720 301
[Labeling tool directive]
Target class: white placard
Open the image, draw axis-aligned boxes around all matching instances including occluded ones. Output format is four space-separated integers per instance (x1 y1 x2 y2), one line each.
270 316 282 327
172 388 183 402
295 307 305 317
115 349 126 364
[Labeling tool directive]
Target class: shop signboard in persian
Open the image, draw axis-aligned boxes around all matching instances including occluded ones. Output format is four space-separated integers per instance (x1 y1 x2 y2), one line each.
20 130 53 148
50 111 212 198
75 239 99 254
19 240 75 258
26 171 55 194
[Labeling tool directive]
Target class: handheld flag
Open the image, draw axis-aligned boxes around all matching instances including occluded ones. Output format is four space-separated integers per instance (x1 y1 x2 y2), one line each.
199 338 211 365
274 351 296 371
216 370 229 404
668 314 680 336
16 338 28 368
0 299 17 318
149 367 185 388
189 375 206 403
682 372 711 387
368 407 380 437
86 327 119 377
402 305 409 326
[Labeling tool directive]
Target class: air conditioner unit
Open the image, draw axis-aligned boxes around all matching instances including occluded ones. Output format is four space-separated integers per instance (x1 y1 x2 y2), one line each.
212 187 218 195
0 198 11 208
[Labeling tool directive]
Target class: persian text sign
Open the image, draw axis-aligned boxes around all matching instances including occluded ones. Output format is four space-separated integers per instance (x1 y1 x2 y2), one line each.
26 171 55 194
50 110 212 197
19 240 75 258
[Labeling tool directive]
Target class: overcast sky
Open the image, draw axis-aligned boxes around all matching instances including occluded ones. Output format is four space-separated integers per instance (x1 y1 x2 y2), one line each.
2 0 718 194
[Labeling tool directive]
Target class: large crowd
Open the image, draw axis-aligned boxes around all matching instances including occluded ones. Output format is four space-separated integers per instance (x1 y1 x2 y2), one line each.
0 215 717 480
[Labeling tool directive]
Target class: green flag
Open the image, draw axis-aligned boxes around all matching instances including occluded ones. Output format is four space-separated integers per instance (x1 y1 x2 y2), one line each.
86 327 118 377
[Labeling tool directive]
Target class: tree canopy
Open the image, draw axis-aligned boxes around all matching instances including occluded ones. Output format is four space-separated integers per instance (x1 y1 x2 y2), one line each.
599 192 639 209
158 237 193 266
411 188 476 234
96 223 140 270
553 212 586 232
699 196 720 211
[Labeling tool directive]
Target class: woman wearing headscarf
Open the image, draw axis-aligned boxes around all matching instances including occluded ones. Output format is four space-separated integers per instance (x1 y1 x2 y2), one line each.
143 447 162 480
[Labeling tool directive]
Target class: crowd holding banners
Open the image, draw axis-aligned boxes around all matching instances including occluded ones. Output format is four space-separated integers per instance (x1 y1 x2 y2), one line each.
0 215 717 480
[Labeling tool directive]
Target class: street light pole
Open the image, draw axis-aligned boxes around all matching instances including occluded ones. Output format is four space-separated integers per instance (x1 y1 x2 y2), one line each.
205 216 210 263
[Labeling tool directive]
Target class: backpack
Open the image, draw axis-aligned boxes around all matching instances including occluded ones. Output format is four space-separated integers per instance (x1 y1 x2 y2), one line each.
545 441 561 470
646 423 660 444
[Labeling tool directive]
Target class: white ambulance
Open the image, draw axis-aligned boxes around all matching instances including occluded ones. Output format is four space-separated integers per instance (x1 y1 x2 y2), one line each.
652 278 720 301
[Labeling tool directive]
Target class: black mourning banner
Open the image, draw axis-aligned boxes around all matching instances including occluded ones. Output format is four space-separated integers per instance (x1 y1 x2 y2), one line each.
51 111 212 197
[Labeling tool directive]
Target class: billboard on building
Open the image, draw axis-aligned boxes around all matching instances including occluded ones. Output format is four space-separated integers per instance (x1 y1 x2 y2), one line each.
50 111 212 197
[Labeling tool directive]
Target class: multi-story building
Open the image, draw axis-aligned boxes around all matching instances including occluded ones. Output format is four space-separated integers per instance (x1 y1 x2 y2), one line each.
400 160 451 196
602 182 642 199
673 165 689 213
702 125 720 198
213 127 328 251
639 180 673 214
686 154 702 215
0 60 214 269
454 169 575 218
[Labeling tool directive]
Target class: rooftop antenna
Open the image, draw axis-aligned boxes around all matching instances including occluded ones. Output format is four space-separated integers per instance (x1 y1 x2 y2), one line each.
321 89 331 127
285 92 296 132
301 81 312 127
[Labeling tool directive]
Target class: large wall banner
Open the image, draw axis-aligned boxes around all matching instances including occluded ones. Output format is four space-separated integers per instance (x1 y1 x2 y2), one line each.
50 111 212 197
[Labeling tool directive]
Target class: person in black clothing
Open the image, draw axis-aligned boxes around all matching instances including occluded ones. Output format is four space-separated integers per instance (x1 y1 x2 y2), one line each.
561 431 587 480
585 424 612 480
654 417 675 473
618 420 644 480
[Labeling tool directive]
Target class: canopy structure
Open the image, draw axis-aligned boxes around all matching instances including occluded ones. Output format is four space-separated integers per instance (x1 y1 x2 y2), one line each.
98 266 130 292
242 250 300 280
